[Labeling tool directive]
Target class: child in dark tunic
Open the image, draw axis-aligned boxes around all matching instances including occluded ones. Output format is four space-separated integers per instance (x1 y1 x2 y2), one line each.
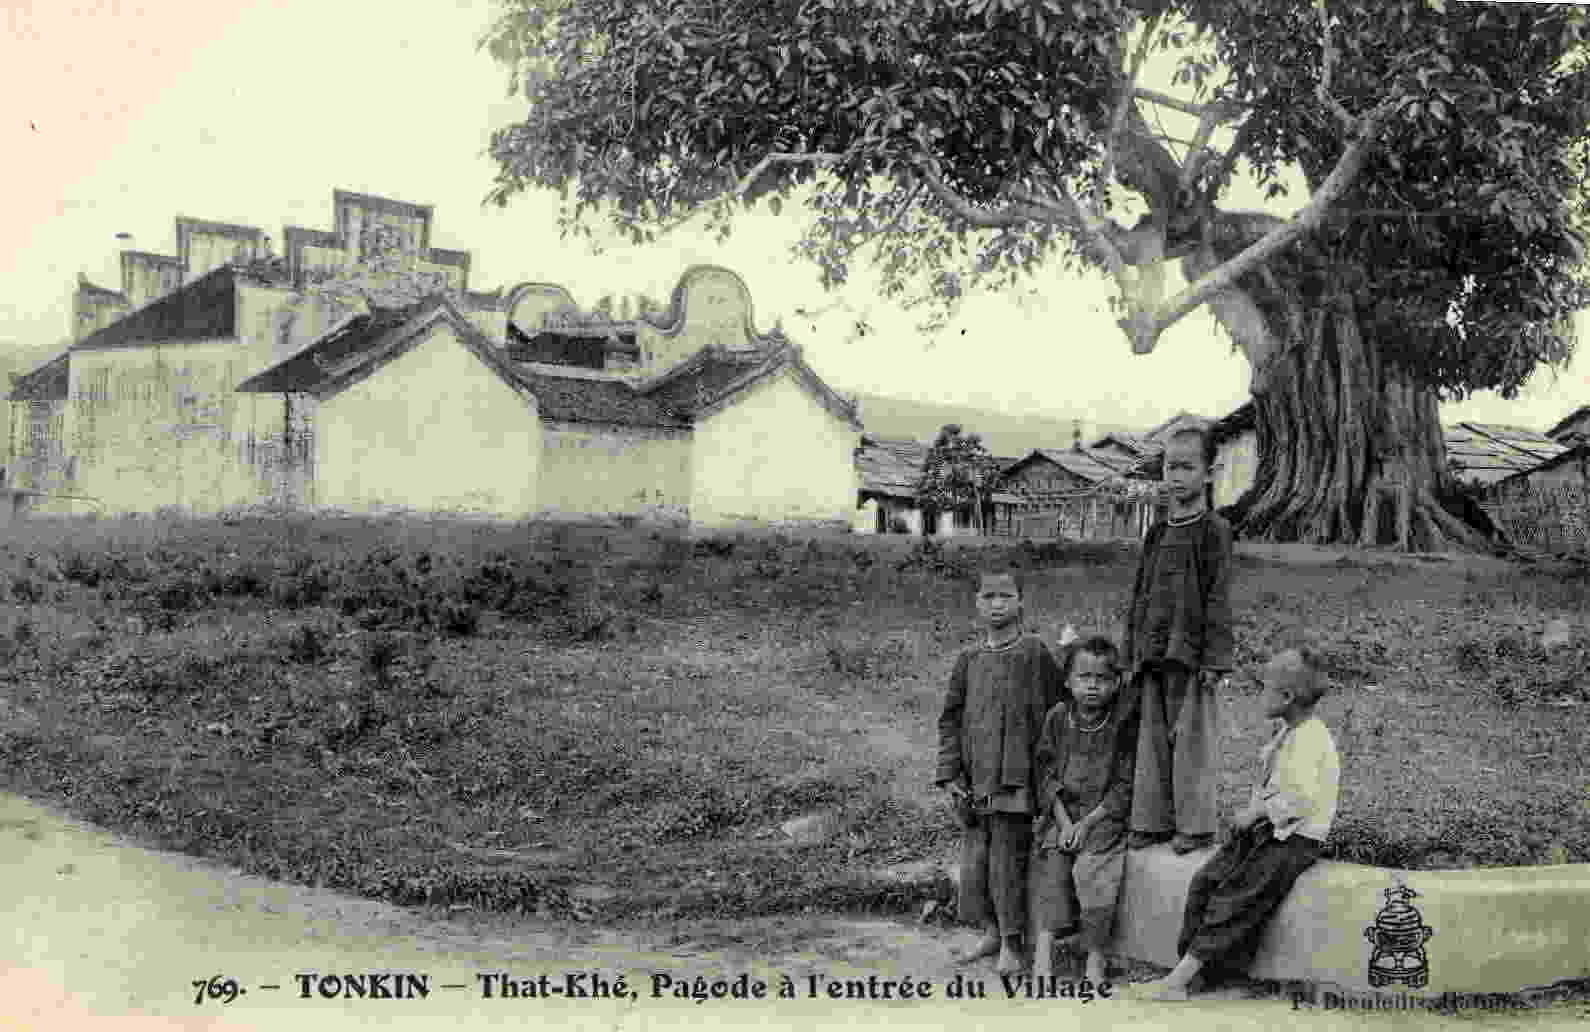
1124 426 1234 855
1127 647 1340 1002
1029 635 1137 984
936 571 1064 975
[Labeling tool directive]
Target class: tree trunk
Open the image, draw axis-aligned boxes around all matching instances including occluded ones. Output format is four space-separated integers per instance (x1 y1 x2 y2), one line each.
1186 249 1495 552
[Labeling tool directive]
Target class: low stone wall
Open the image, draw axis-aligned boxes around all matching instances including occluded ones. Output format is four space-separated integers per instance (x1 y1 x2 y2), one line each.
1113 844 1590 995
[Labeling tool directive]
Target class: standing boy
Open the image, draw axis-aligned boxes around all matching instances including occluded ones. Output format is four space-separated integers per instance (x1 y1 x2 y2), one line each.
936 570 1064 975
1126 647 1340 1001
1124 425 1234 855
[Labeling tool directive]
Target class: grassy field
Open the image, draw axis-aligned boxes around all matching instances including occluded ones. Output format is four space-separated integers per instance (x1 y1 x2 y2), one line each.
0 514 1586 928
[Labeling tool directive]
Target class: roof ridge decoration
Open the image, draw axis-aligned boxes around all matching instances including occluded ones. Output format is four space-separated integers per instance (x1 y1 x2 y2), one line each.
119 250 183 265
502 265 786 352
332 189 434 220
75 275 128 301
174 215 266 239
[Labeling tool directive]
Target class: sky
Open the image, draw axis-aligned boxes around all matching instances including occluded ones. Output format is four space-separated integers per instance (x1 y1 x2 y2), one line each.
2 0 1587 439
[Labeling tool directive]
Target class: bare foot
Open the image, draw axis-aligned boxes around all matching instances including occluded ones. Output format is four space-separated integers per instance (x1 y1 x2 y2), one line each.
995 942 1024 976
1084 952 1107 985
956 933 1001 964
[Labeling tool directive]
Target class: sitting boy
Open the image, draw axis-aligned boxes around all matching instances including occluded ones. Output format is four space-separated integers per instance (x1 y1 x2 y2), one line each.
1126 647 1339 1001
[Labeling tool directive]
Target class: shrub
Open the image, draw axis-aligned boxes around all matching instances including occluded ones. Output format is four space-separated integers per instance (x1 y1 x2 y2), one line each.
9 576 44 604
439 601 482 638
281 624 330 665
361 634 403 689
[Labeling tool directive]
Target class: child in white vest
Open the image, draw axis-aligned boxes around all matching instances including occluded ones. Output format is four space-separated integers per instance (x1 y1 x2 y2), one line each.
1127 647 1340 1001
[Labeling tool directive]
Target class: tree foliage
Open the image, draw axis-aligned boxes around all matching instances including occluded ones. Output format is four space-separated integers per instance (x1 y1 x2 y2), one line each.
481 0 1589 402
918 423 1006 532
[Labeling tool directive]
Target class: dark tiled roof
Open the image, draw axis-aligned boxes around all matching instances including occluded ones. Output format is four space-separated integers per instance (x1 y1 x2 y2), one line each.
1547 404 1590 440
644 345 862 429
1499 441 1590 482
235 300 432 394
236 295 531 403
1446 422 1568 485
1025 448 1122 484
507 321 640 368
1089 430 1149 454
7 352 70 402
1084 448 1140 473
856 435 928 498
73 265 239 351
646 350 769 415
526 373 688 428
1457 422 1567 465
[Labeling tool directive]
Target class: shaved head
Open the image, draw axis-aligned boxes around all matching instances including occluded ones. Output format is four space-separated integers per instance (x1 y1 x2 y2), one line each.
1265 648 1326 709
978 571 1021 596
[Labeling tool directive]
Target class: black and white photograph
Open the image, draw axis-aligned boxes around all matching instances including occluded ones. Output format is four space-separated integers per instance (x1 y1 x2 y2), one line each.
2 0 1589 1027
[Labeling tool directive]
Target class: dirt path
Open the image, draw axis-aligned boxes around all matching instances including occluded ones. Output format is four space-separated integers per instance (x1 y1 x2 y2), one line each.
4 790 1581 1031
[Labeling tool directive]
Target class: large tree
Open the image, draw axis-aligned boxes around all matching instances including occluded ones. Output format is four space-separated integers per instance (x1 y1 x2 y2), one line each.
919 423 1006 534
480 0 1590 550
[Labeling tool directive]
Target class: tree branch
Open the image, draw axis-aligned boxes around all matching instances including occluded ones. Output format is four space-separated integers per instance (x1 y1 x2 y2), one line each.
1133 87 1219 119
734 151 846 198
1123 102 1396 355
1202 116 1257 200
1117 104 1186 210
914 163 1137 278
1317 0 1357 128
1007 184 1130 274
644 150 846 240
1103 14 1165 197
1178 99 1235 194
866 181 926 257
917 166 1051 229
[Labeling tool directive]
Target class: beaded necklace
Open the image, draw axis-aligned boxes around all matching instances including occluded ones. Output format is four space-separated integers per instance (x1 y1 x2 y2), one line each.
982 632 1022 653
1069 708 1110 733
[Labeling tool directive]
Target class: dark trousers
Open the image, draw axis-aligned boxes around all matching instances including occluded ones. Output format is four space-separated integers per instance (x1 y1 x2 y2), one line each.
1177 819 1321 974
1131 664 1219 837
959 813 1032 936
1029 843 1125 952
